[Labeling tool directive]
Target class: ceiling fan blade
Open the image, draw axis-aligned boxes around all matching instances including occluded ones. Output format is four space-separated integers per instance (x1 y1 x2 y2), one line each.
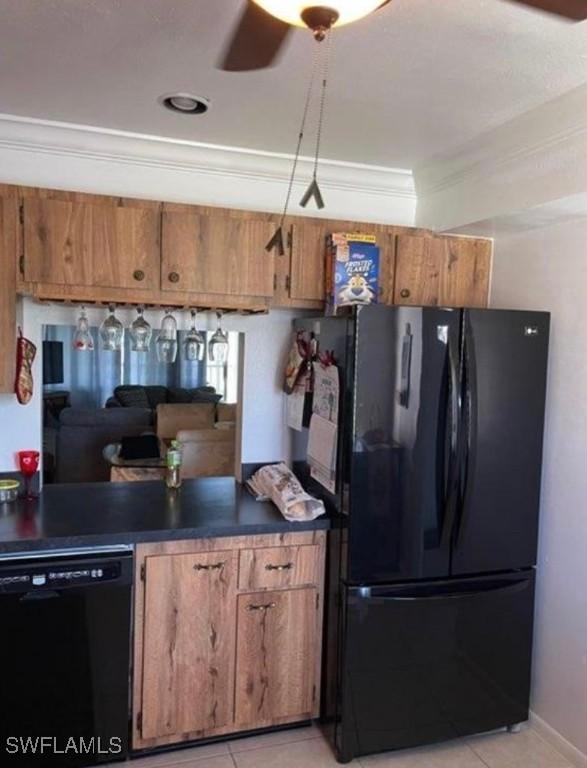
219 1 292 72
505 0 587 19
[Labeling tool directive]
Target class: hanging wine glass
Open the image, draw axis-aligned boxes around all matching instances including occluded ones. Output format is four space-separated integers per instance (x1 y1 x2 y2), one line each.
130 306 152 352
156 309 178 364
183 309 205 362
99 304 124 351
72 306 94 351
209 311 229 363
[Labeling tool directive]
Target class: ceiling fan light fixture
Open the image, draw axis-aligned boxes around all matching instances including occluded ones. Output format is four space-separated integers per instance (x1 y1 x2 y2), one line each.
251 1 385 29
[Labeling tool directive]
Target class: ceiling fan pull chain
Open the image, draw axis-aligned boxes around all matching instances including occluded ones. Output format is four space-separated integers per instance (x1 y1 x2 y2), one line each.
266 43 321 254
300 30 332 210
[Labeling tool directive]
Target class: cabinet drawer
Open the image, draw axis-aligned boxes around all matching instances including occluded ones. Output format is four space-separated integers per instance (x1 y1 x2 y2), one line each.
238 545 320 591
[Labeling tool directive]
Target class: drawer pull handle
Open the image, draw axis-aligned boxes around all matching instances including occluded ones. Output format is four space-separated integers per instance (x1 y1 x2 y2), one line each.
248 602 276 612
133 269 145 282
265 562 294 571
193 561 225 571
168 271 180 283
399 288 411 299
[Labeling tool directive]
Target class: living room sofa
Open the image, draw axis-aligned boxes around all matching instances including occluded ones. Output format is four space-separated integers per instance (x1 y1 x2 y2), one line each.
56 407 154 483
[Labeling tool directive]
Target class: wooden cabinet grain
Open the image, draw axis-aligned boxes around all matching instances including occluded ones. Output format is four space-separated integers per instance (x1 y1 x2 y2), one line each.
394 235 491 308
7 184 492 312
133 531 326 751
235 588 318 726
23 198 160 291
141 550 237 740
0 197 18 393
161 211 275 298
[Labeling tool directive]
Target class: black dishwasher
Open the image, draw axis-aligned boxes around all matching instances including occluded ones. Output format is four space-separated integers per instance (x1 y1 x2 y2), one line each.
0 549 133 767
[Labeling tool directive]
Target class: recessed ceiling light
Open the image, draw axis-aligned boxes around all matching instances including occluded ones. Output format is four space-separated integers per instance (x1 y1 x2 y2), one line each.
159 93 210 115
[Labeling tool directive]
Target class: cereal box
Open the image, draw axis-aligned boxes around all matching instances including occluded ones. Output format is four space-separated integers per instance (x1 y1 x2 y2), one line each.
325 232 379 315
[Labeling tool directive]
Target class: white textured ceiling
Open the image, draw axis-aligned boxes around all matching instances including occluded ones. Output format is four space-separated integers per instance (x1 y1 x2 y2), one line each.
0 0 586 168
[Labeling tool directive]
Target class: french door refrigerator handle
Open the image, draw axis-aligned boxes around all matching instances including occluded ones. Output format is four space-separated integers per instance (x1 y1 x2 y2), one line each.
351 578 530 603
455 313 478 546
440 324 462 547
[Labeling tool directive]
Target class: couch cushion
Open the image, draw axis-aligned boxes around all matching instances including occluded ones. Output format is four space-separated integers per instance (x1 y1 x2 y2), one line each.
60 407 153 428
114 385 150 409
156 403 216 440
144 386 169 409
168 387 192 404
191 389 222 404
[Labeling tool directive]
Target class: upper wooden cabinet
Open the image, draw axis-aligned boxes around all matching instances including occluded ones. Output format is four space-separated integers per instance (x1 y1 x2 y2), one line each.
394 235 492 308
7 184 492 312
161 211 275 298
289 222 327 303
0 196 18 394
22 198 160 291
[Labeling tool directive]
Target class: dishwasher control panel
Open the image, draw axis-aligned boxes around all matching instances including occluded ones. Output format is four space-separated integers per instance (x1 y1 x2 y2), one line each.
0 561 123 593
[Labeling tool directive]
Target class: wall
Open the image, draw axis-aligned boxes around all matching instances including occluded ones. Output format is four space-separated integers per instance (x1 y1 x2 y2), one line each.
491 218 587 758
0 301 304 471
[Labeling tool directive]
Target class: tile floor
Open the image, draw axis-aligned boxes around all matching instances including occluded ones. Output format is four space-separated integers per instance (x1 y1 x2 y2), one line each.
102 724 574 768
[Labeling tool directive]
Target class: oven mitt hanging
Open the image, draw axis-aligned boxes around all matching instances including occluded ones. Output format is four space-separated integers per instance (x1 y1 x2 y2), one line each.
15 328 36 405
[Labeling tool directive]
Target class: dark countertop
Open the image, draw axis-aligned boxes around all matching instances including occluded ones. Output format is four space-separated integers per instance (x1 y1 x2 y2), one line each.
0 477 331 555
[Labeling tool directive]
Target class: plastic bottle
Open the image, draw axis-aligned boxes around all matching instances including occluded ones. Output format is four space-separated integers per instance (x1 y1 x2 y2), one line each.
165 440 182 490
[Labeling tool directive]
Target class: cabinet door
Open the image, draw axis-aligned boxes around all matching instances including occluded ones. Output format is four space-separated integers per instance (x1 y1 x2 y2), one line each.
289 223 327 302
0 198 18 393
23 198 160 291
141 550 237 740
162 212 275 297
235 588 317 726
394 235 491 308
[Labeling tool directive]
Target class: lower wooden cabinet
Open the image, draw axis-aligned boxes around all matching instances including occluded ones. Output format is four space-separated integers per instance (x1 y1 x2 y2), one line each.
133 531 326 751
235 588 318 726
141 550 237 739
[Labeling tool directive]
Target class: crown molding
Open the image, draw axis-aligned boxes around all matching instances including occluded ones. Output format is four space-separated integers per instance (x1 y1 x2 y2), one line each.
0 112 415 202
415 83 587 232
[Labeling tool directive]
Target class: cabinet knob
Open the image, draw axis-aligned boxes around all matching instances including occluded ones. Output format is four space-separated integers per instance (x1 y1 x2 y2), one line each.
247 602 276 612
168 272 180 284
265 562 294 571
193 561 225 571
133 270 145 282
400 288 411 299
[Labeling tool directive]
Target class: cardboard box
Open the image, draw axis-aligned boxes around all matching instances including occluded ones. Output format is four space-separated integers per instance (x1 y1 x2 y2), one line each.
326 232 379 315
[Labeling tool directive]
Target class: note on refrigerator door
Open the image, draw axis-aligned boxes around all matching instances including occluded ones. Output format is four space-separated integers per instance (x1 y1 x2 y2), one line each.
286 385 305 432
308 413 338 493
312 362 339 423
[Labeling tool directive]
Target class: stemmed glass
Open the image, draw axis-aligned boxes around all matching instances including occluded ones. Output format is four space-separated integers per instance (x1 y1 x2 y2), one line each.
209 312 229 363
72 307 94 351
130 306 152 352
99 304 124 351
183 310 205 361
18 450 40 500
156 309 178 364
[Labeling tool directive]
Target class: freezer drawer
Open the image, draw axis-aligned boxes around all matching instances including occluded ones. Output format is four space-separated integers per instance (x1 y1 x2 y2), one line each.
335 571 535 763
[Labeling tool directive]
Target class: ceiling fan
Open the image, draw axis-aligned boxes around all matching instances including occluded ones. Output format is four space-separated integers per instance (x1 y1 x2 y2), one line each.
220 0 587 71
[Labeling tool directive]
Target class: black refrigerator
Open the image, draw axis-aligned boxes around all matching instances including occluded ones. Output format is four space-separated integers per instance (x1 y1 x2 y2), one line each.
293 305 550 763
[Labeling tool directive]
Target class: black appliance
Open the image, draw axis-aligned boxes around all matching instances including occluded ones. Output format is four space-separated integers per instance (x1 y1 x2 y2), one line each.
0 548 133 766
42 341 64 386
294 306 549 763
